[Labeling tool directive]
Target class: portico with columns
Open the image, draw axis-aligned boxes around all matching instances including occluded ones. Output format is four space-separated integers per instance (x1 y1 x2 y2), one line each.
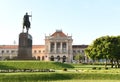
45 30 73 63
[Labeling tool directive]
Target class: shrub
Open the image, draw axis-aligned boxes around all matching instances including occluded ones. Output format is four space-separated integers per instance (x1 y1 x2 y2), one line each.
63 68 67 71
105 67 108 70
92 67 96 70
98 67 101 70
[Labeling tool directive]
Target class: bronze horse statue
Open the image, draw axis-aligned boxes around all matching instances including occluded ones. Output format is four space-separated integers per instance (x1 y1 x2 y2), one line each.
23 12 32 33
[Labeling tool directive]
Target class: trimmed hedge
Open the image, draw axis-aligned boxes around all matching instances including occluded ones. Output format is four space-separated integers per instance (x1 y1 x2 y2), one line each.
0 69 55 73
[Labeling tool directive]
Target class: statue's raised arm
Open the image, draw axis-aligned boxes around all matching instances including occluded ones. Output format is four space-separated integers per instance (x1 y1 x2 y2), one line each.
23 12 32 33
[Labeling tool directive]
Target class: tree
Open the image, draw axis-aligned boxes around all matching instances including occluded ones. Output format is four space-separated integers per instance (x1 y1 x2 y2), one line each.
74 53 84 63
85 35 120 68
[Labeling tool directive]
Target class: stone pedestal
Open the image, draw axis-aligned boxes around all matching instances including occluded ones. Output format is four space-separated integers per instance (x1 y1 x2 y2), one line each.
17 32 33 59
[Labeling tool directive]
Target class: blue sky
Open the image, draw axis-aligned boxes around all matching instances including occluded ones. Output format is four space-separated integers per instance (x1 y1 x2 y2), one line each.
0 0 120 45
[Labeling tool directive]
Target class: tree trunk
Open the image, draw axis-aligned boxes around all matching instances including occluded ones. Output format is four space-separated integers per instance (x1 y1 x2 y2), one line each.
105 58 107 68
114 60 117 68
110 58 114 68
117 59 120 68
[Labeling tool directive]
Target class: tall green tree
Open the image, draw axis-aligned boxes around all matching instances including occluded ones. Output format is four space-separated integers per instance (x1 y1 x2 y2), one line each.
85 36 120 68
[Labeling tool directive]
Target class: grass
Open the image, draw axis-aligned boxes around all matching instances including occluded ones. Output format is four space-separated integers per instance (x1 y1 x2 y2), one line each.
0 72 120 82
0 61 74 70
50 80 120 82
0 61 119 82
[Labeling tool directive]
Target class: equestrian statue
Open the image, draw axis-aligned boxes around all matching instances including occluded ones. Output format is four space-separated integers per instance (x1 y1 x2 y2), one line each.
23 12 32 33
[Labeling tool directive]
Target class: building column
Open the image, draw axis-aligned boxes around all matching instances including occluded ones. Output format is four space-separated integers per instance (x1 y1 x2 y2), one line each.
66 42 68 54
49 42 51 53
54 42 56 53
64 42 67 53
60 42 62 53
69 42 73 63
67 41 72 63
67 42 69 62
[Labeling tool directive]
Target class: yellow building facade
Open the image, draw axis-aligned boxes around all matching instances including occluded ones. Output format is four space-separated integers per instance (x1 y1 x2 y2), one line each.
0 30 88 63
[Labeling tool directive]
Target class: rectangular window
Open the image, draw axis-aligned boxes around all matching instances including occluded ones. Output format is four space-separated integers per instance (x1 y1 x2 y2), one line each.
7 50 9 53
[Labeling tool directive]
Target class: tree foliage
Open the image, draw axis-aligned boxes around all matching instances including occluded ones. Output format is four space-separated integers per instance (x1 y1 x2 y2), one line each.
74 53 84 63
85 35 120 68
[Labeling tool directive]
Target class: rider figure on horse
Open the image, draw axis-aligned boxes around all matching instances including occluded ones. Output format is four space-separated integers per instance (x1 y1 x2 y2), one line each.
23 12 32 33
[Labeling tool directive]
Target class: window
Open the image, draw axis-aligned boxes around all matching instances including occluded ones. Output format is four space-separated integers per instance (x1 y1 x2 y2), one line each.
7 50 9 53
73 50 76 53
57 42 60 53
81 50 84 53
50 42 54 53
1 50 4 54
63 43 66 48
11 50 15 53
43 50 45 53
34 50 37 53
77 50 80 53
39 50 41 53
62 43 66 53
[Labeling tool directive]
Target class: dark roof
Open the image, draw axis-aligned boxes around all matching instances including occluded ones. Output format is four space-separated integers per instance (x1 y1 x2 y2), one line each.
72 45 88 48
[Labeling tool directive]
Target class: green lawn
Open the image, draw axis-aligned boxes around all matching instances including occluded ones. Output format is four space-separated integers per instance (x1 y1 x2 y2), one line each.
0 72 120 82
0 61 74 70
0 61 119 82
50 80 120 82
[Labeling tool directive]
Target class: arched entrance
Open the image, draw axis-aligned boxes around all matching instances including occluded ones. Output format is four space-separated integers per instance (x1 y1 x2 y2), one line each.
50 56 54 61
62 56 66 63
57 56 60 61
37 56 40 60
42 56 44 60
